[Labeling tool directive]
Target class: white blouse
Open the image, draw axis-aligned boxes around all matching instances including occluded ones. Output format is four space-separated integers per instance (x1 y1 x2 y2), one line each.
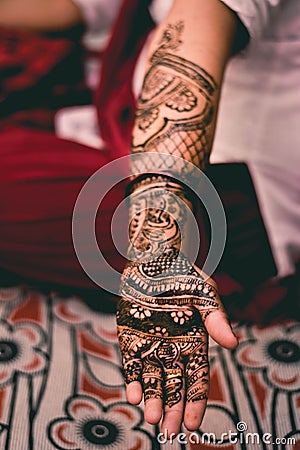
211 0 300 277
71 0 121 49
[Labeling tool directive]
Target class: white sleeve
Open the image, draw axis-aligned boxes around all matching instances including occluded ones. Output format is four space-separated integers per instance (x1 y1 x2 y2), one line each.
71 0 121 33
219 0 282 39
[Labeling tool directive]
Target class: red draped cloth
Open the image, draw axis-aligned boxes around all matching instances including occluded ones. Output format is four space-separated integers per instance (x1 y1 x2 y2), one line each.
0 25 90 131
95 0 154 158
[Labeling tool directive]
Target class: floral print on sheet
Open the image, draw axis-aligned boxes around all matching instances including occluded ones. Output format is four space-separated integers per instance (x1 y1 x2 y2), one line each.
0 286 297 450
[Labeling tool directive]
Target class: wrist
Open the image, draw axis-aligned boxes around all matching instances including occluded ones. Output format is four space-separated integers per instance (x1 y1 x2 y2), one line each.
127 174 194 263
127 173 197 211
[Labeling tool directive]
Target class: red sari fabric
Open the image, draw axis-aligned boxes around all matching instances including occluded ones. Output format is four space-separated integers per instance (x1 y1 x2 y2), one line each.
0 127 126 291
0 25 90 131
95 0 154 158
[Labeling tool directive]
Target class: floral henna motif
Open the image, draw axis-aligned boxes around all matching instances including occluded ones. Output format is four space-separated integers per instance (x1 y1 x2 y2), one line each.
166 87 197 112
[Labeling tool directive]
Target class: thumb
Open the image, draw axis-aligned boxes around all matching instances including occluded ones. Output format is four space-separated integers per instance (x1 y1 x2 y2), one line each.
204 309 238 350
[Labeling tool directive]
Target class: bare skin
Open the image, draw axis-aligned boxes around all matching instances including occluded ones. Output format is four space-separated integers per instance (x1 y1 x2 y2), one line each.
0 0 83 31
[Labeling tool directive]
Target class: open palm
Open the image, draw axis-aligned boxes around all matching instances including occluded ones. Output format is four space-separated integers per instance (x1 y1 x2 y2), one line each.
117 249 238 436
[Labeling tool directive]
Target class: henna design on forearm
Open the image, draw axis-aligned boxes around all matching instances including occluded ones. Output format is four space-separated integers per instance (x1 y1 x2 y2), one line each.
131 21 218 177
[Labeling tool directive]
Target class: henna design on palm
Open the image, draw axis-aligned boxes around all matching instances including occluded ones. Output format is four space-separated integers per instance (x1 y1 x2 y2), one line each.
117 176 224 408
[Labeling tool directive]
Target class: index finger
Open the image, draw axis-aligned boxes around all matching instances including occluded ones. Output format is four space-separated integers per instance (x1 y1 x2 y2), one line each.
184 346 209 430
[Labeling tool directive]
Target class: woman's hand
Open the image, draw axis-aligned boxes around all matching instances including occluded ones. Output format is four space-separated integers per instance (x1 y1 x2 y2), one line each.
119 0 243 435
117 252 238 437
117 175 238 437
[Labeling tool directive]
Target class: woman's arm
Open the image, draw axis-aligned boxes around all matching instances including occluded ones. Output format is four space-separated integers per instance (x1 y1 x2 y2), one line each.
117 0 245 438
131 0 242 176
0 0 83 31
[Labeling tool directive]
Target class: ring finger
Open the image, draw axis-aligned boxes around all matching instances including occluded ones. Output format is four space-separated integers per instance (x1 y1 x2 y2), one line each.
143 362 163 425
